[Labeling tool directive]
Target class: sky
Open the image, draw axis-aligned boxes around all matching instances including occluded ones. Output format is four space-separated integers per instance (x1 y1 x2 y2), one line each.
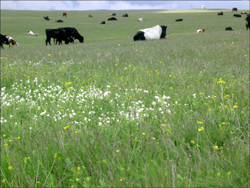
1 1 249 11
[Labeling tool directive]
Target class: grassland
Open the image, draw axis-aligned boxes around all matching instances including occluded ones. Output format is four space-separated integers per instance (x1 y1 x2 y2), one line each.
1 9 249 187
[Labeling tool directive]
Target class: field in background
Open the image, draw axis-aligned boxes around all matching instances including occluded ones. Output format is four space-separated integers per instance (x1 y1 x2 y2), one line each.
1 10 249 187
1 9 249 45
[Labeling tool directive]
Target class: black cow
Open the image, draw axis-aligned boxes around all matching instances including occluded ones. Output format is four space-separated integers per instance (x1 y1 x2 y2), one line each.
225 27 233 31
246 16 250 30
45 28 69 45
100 21 106 24
123 14 128 17
44 16 50 21
233 14 241 17
175 19 183 22
133 25 167 41
108 17 117 21
0 34 9 49
112 13 116 16
56 19 63 22
58 27 84 43
218 12 223 15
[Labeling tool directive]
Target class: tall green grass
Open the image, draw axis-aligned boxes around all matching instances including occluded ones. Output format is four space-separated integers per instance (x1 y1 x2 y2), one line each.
1 10 249 187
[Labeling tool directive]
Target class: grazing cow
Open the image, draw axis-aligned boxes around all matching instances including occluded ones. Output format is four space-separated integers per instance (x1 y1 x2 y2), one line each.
89 15 93 17
0 34 9 49
225 27 233 31
112 13 116 16
138 18 144 22
56 19 63 22
45 28 69 45
63 12 67 17
175 19 183 22
100 21 106 24
232 8 237 12
195 28 205 33
123 14 128 17
133 25 167 41
108 17 117 21
44 16 50 21
218 12 223 15
241 11 247 14
58 27 84 43
233 14 241 17
245 16 250 30
6 36 19 47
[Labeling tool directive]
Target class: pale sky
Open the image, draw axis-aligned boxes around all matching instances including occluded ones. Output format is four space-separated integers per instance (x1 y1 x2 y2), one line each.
1 1 249 11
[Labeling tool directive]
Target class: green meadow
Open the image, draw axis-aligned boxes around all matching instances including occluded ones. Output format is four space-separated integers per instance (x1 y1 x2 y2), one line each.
1 9 249 187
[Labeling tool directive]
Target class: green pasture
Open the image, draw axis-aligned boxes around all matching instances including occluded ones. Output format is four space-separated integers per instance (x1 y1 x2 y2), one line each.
0 9 249 45
1 10 249 187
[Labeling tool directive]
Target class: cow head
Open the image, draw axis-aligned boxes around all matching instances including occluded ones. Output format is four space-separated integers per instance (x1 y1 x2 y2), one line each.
78 36 84 43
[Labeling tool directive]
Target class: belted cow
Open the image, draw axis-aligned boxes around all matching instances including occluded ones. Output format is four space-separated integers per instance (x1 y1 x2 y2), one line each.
133 25 167 41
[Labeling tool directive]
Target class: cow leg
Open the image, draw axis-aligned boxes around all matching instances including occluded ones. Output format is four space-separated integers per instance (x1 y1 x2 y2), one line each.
46 37 51 45
0 43 4 49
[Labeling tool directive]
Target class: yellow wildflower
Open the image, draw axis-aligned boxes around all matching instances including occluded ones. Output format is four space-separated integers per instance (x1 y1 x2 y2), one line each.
198 127 204 132
161 124 166 127
142 132 146 136
64 126 69 130
197 121 203 125
4 144 8 147
48 54 51 57
116 150 120 153
224 94 230 99
217 78 225 84
8 166 13 170
212 146 219 150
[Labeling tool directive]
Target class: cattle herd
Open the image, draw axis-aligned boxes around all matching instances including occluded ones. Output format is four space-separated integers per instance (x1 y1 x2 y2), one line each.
0 8 250 49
